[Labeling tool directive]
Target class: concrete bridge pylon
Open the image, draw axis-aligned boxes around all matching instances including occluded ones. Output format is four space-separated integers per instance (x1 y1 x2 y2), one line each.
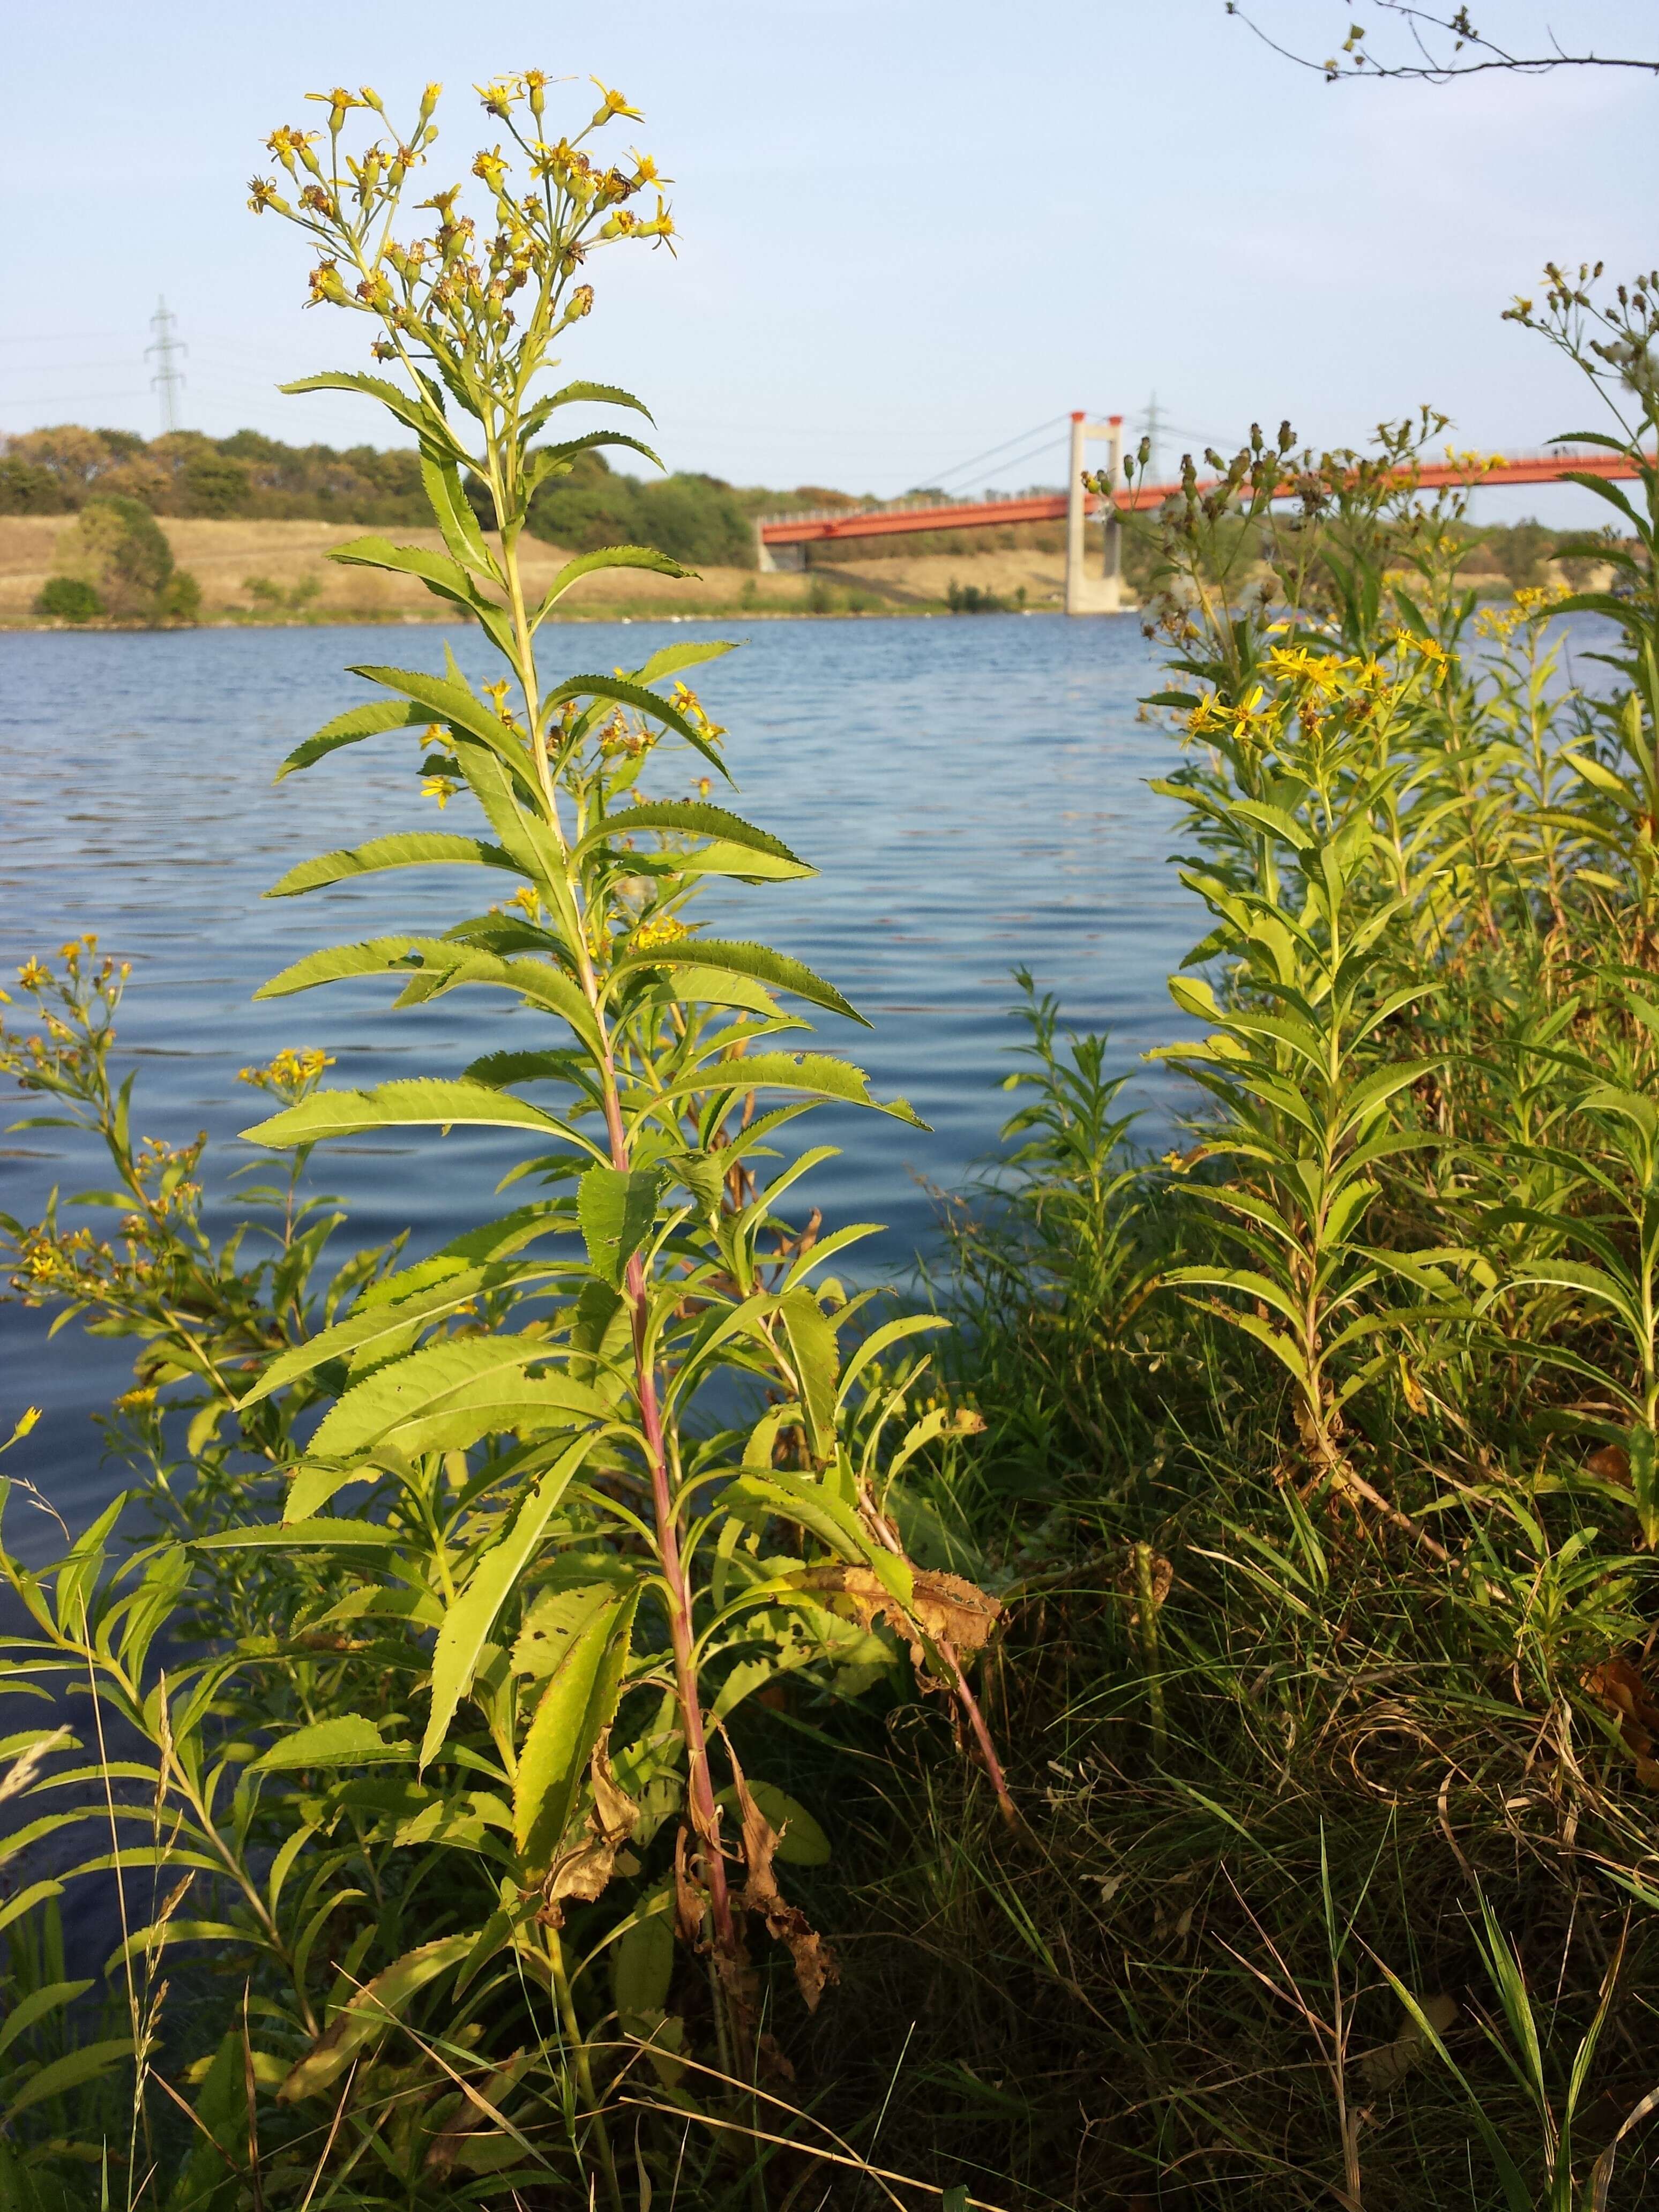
1066 413 1130 616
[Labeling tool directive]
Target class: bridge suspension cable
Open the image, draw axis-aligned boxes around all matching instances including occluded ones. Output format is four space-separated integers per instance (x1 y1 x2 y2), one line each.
922 413 1070 495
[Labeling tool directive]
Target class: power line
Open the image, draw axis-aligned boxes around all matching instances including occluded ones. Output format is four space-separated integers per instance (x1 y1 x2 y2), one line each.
146 299 186 435
0 390 151 410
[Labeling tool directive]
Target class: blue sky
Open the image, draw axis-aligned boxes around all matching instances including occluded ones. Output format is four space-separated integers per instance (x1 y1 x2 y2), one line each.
3 1 1654 519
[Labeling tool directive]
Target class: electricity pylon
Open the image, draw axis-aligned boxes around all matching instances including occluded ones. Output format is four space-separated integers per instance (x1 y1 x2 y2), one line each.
146 299 186 435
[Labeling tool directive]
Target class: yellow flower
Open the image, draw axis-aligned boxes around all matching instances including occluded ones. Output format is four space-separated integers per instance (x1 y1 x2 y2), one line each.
422 775 459 809
589 79 644 123
17 958 49 991
1265 644 1343 691
240 1049 333 1095
510 886 541 920
1514 583 1570 616
633 916 690 951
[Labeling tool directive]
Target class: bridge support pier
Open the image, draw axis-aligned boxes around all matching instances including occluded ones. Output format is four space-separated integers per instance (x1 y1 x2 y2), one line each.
1066 413 1129 615
755 522 803 573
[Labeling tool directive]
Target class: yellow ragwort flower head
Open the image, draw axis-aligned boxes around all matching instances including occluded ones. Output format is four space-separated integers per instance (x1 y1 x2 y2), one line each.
1265 644 1344 692
633 916 691 952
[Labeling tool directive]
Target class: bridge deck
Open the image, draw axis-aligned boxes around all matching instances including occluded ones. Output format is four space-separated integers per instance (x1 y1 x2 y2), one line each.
756 448 1649 548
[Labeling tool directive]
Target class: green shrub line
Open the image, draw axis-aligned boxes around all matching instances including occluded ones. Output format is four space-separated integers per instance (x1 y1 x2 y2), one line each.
3 69 1659 2211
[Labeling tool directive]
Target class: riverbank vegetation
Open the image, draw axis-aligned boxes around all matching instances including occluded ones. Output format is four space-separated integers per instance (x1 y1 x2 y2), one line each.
2 65 1658 2211
0 429 1607 604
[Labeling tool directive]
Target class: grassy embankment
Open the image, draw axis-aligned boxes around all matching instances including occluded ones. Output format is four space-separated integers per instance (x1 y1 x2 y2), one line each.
1 512 1606 631
0 513 1083 626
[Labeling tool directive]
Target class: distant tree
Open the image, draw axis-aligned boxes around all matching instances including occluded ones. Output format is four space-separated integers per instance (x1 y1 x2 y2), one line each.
33 576 102 621
182 451 252 518
526 447 646 551
0 457 68 514
55 497 199 624
635 473 753 567
1225 3 1658 83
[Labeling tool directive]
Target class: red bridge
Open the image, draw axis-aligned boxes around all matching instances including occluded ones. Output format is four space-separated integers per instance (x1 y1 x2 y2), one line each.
758 444 1646 548
755 420 1651 615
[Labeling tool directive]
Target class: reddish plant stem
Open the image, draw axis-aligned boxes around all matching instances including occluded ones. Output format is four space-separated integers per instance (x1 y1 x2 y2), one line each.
596 1062 738 1955
941 1640 1021 1831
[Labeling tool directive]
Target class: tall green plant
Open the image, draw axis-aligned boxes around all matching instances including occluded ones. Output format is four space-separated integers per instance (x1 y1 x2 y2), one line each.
1153 649 1467 1546
1506 266 1659 926
236 61 1005 2056
0 70 1006 2205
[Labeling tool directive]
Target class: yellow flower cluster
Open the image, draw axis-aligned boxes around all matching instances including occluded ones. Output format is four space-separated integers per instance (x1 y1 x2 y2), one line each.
633 915 691 951
1189 686 1274 741
670 681 727 749
238 1048 334 1095
248 73 672 382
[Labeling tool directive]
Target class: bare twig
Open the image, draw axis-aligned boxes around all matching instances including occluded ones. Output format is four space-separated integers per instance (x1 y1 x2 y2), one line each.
1224 2 1659 83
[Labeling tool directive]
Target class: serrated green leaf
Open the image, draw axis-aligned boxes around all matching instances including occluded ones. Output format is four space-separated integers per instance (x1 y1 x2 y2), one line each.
278 1934 473 2101
328 535 491 610
542 672 733 782
511 1579 634 1677
722 1469 910 1601
574 798 802 868
308 1336 603 1459
421 444 492 569
255 939 600 1050
193 1518 405 1551
250 1716 414 1773
265 835 515 898
632 638 737 684
777 1290 840 1457
242 1258 561 1410
645 1051 928 1127
612 939 865 1026
276 698 432 781
535 544 690 621
514 1589 639 1862
578 1164 666 1287
240 1079 587 1153
280 369 463 455
533 378 655 422
421 1439 599 1767
347 661 532 763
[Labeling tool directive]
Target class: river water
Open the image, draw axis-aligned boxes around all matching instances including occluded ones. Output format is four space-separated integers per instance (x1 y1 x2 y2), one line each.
1 611 1198 1549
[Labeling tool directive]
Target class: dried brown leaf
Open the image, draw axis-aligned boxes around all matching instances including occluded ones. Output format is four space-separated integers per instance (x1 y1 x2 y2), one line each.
728 1748 839 2013
1587 1445 1633 1487
536 1732 640 1927
1583 1655 1659 1786
792 1563 1002 1655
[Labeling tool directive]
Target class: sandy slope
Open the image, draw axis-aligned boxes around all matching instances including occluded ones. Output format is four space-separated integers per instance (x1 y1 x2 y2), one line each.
0 515 1078 625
